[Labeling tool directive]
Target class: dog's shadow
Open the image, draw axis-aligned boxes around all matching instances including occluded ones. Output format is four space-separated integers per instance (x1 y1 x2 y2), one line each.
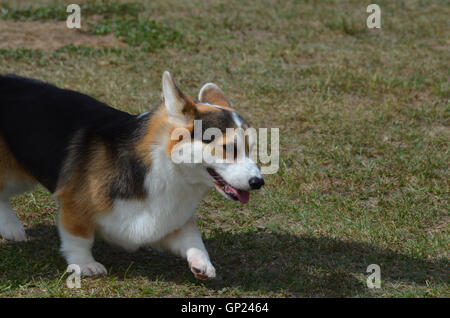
0 224 448 296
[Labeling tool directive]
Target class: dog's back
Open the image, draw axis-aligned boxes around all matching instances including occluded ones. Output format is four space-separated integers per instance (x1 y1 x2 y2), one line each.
0 74 133 192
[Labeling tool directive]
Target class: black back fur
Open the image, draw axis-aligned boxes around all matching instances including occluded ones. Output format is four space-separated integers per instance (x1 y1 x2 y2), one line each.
0 74 149 198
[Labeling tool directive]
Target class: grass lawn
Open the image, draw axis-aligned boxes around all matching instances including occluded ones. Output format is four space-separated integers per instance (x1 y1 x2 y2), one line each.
0 0 448 297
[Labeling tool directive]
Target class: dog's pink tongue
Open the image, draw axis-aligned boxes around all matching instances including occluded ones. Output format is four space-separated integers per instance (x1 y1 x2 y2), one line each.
225 185 250 204
237 190 250 204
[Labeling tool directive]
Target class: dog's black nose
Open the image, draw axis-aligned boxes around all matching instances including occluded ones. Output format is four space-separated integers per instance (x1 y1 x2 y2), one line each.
249 177 265 190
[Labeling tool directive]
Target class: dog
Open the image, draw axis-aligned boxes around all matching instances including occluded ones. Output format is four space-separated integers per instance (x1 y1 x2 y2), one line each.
0 71 264 279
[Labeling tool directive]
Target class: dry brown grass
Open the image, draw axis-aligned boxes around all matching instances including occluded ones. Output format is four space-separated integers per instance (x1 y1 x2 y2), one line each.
0 20 127 50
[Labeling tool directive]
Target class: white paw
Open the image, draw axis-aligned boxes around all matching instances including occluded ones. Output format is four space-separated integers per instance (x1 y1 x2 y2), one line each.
0 223 27 242
79 262 107 277
189 255 216 280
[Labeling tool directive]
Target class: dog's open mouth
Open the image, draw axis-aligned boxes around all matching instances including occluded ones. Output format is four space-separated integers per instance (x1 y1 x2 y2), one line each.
207 168 250 204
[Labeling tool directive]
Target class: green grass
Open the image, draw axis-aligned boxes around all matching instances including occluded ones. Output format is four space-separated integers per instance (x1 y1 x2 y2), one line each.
0 0 449 297
0 1 143 21
89 19 181 51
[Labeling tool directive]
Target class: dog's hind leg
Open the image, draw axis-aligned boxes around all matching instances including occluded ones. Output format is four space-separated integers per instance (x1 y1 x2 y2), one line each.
0 136 36 241
0 192 27 242
0 180 37 242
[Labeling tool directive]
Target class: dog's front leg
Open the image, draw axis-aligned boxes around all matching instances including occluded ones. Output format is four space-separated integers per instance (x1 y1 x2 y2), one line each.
155 217 216 280
57 202 107 277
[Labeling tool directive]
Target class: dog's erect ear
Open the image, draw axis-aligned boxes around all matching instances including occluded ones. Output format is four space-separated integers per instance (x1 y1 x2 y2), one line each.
198 83 232 108
162 71 196 125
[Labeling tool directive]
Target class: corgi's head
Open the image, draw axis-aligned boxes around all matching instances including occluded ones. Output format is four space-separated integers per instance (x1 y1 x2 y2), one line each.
160 71 264 203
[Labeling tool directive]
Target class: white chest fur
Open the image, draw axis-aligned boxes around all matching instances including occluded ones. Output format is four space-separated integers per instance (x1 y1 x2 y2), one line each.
94 146 210 251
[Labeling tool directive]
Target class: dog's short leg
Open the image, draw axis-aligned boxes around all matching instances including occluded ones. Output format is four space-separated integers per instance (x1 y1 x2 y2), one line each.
0 199 27 242
58 206 107 277
0 194 27 242
155 217 216 280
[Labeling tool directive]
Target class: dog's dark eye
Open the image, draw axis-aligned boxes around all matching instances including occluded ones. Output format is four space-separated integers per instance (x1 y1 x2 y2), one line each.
203 135 215 144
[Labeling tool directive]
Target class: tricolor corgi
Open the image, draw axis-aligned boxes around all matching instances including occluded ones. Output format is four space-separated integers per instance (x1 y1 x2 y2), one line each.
0 71 264 280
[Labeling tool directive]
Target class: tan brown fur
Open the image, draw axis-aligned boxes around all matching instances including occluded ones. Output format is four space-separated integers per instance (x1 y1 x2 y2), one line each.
135 98 198 160
56 141 114 238
0 135 35 192
180 95 199 118
166 123 194 157
135 107 170 165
